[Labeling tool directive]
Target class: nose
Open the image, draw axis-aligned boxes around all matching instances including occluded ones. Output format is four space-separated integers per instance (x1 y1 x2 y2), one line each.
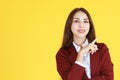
79 22 84 28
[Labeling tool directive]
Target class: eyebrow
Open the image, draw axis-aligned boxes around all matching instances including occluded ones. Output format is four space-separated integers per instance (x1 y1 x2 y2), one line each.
73 18 89 20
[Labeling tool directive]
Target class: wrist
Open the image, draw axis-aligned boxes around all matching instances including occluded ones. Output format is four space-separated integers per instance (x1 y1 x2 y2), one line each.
76 54 84 63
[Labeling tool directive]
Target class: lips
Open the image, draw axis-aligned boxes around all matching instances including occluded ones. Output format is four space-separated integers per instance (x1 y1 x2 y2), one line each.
77 29 85 33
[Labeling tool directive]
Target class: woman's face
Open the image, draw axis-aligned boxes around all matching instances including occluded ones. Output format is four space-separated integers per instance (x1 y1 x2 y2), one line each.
71 11 90 39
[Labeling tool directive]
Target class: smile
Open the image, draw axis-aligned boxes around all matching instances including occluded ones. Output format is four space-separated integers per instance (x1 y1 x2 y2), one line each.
77 29 85 33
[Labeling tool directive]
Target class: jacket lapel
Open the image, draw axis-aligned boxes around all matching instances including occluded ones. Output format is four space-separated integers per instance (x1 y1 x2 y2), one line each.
90 52 100 77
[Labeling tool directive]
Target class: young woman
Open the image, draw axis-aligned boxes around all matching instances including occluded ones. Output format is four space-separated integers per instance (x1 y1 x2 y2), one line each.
56 8 114 80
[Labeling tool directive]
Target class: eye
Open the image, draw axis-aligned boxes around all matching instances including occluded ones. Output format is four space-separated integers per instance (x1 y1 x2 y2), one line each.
84 20 89 23
73 20 79 23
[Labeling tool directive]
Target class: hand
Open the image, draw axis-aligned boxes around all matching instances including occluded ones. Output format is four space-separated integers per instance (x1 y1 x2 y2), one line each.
80 38 98 55
76 39 98 62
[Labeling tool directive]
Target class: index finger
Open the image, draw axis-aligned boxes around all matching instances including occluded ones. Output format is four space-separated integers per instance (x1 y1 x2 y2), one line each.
91 38 97 44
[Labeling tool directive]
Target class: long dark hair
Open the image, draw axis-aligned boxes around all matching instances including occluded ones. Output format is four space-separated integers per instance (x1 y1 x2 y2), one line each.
62 7 96 48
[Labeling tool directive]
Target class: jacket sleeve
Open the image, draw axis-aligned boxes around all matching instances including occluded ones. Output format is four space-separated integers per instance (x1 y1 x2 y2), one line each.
56 48 86 80
90 43 114 80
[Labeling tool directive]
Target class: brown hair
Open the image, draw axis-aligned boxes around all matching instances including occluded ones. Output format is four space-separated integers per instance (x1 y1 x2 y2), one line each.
62 7 96 48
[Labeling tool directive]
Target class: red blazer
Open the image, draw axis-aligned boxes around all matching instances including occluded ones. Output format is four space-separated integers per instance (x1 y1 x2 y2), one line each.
56 43 114 80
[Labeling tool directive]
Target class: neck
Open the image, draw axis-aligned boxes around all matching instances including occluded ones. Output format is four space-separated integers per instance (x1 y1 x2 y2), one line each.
73 36 86 46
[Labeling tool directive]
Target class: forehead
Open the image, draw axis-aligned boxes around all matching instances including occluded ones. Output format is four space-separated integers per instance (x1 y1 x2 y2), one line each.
73 11 88 19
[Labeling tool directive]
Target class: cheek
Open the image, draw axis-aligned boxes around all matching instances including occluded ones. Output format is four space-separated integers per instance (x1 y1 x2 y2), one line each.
71 25 76 32
71 26 74 33
86 26 90 33
87 26 90 30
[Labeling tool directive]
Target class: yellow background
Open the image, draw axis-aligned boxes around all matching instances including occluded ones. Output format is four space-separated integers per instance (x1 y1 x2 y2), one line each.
0 0 119 80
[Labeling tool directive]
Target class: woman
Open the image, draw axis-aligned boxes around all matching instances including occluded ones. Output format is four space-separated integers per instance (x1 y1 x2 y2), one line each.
56 7 114 80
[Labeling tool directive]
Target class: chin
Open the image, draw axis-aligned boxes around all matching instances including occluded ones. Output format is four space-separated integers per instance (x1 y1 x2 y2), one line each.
78 35 86 38
77 33 88 38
